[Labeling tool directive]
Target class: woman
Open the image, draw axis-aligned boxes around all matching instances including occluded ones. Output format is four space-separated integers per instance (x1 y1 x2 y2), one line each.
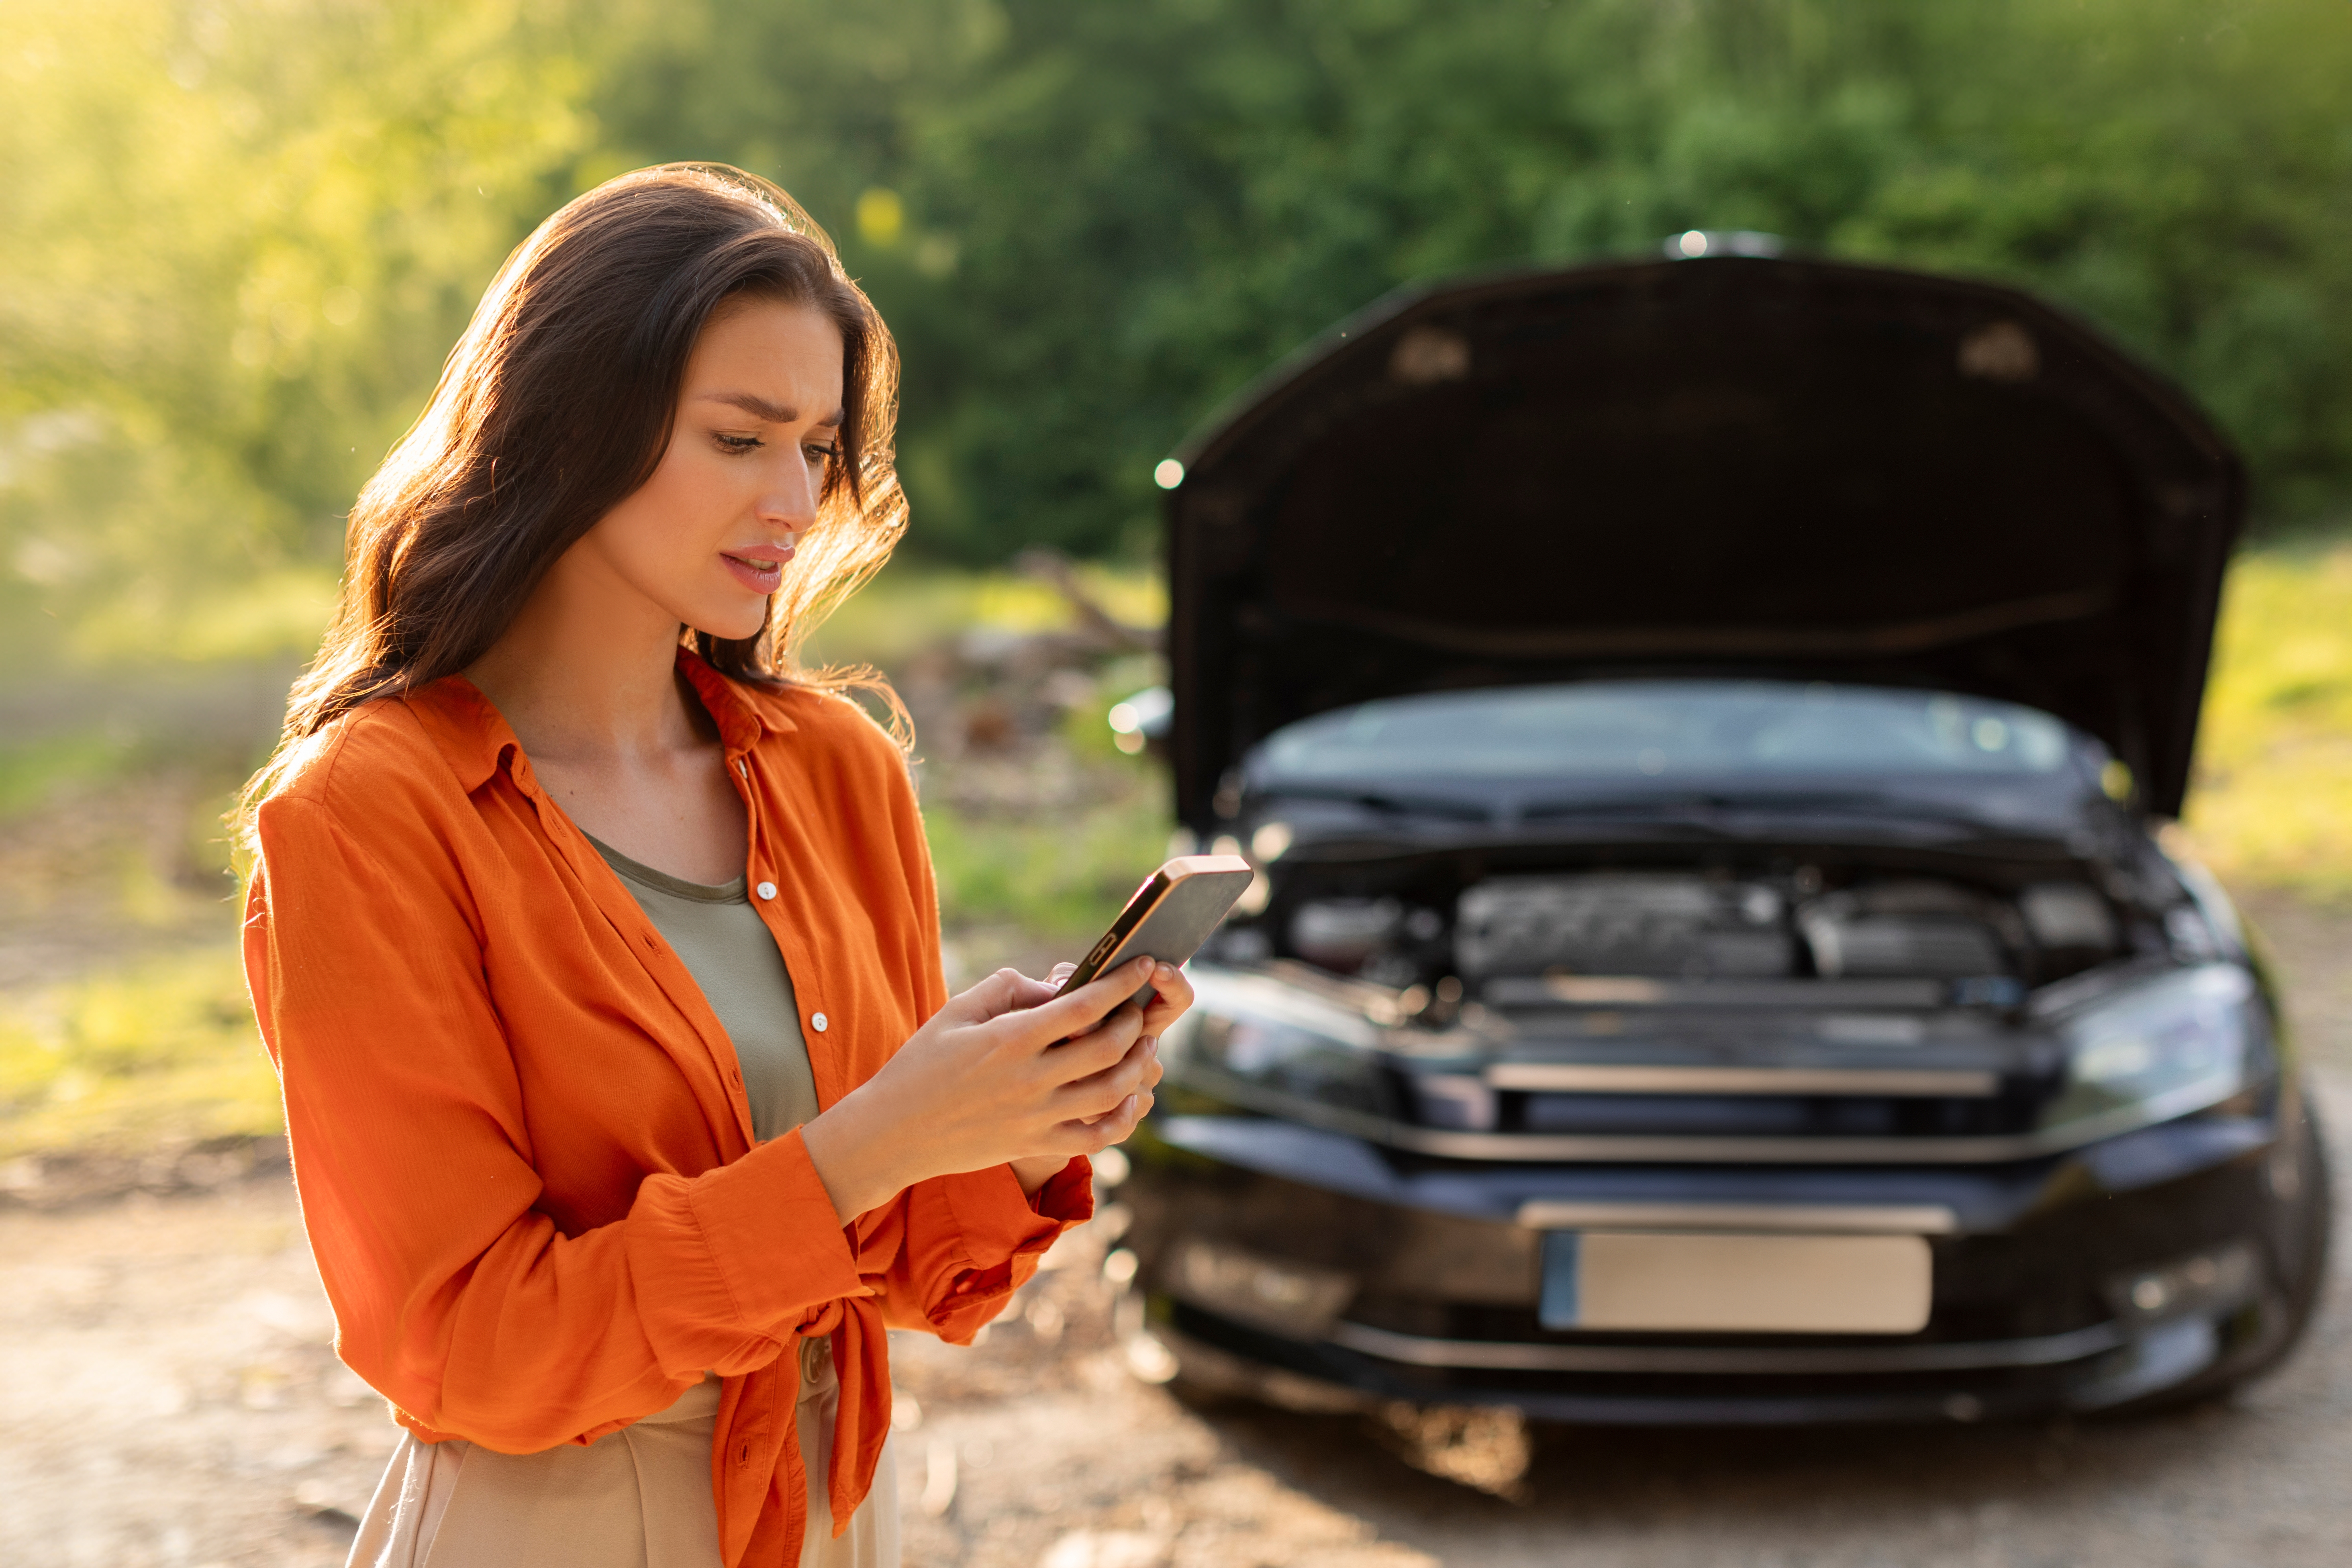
237 164 1186 1567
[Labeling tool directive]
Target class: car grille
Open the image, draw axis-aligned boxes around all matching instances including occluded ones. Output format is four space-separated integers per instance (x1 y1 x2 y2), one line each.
1512 1089 2029 1138
1165 1302 2131 1421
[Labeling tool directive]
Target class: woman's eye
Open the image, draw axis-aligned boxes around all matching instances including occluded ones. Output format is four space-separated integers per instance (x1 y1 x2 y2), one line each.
715 433 764 454
805 444 839 464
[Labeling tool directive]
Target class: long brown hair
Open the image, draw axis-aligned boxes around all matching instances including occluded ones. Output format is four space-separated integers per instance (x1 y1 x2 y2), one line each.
241 165 907 839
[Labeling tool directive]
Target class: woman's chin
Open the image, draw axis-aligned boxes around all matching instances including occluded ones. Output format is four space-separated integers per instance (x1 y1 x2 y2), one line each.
685 605 772 646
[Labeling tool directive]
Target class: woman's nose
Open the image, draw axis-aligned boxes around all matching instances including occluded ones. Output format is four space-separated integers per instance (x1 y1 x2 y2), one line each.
756 460 821 528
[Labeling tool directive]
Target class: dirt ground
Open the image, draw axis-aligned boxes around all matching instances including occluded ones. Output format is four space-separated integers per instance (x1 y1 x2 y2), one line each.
3 891 2347 1568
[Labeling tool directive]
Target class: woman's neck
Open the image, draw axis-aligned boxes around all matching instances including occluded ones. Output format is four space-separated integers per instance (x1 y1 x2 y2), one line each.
466 545 703 768
463 544 749 883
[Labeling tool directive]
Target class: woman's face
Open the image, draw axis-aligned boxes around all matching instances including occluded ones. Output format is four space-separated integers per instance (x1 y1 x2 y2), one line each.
577 296 845 643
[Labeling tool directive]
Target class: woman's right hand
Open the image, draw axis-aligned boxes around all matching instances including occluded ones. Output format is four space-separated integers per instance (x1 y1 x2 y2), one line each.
798 956 1168 1222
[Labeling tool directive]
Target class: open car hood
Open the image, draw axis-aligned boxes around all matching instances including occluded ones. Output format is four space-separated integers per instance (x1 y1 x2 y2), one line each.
1166 250 2241 829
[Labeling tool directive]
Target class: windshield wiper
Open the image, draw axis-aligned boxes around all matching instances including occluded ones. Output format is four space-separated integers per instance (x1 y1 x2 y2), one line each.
1520 788 1899 818
1247 782 1494 823
1516 788 2003 834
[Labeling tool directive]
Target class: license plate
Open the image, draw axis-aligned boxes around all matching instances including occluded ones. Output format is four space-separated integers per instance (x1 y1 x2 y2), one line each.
1540 1231 1931 1334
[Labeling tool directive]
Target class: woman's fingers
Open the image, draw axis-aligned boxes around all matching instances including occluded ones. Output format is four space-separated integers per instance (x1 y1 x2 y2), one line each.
952 958 1130 1028
1053 1031 1157 1118
1136 962 1195 1035
1000 971 1065 1010
1078 1090 1152 1149
1033 1003 1145 1086
1012 956 1156 1049
946 967 1053 1024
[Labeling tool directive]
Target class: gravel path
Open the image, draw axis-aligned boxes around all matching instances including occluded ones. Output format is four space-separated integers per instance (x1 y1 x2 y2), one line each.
3 896 2345 1568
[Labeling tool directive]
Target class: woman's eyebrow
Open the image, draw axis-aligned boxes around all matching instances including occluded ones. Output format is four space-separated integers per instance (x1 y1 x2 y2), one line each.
696 391 843 427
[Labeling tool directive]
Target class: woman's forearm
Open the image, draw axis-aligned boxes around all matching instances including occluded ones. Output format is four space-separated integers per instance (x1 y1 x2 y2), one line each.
803 1100 1079 1215
800 1086 925 1222
1007 1153 1070 1196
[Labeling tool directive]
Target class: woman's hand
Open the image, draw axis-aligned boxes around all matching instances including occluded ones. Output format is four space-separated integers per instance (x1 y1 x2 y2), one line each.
800 955 1192 1222
1006 959 1195 1193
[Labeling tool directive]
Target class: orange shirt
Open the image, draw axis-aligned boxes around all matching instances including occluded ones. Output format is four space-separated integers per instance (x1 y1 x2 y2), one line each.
240 654 1091 1566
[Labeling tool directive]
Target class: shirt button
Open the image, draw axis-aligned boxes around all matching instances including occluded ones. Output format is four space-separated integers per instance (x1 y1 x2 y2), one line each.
811 1012 828 1033
756 881 777 900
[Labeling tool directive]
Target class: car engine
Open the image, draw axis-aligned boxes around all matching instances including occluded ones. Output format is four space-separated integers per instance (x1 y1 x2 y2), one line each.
1455 874 1792 980
1265 866 2128 994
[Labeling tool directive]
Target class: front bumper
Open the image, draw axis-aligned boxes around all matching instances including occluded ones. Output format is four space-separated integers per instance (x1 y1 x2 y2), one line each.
1125 1095 2320 1424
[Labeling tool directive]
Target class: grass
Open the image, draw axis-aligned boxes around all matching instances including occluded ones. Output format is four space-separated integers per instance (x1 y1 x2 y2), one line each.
0 729 137 817
2176 539 2352 903
0 946 281 1162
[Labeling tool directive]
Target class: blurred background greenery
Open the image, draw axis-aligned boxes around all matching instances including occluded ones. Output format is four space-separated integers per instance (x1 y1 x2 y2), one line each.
4 0 2352 1167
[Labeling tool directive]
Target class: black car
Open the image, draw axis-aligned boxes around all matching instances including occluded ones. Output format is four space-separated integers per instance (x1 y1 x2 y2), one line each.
1124 239 2332 1425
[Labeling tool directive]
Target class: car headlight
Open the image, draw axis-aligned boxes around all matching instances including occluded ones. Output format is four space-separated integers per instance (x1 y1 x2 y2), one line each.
2038 965 2269 1136
1162 967 1405 1124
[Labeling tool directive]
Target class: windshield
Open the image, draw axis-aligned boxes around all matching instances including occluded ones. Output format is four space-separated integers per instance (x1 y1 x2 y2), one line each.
1252 681 2079 785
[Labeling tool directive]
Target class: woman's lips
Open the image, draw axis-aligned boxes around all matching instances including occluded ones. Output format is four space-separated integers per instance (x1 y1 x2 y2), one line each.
721 548 790 593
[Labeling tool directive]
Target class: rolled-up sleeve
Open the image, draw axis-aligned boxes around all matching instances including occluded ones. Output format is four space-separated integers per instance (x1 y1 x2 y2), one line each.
857 1158 1095 1339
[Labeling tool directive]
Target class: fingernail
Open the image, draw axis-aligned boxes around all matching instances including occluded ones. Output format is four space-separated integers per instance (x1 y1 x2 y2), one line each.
1143 1035 1159 1059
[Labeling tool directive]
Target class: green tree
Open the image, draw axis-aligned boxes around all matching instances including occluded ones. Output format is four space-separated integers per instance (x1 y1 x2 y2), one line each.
596 0 2352 560
5 0 2350 641
0 0 604 664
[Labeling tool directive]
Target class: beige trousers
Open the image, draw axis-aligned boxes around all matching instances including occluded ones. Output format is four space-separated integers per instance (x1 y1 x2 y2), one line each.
347 1336 897 1568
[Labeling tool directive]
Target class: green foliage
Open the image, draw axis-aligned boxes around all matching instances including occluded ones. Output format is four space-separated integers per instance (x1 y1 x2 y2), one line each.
608 0 2352 557
4 0 2352 616
1 0 606 662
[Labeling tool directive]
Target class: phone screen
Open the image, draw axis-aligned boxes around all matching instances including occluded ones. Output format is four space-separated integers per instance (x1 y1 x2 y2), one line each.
1059 854 1254 1007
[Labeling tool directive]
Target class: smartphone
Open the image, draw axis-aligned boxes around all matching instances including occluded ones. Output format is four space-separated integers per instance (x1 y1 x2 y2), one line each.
1058 855 1255 1010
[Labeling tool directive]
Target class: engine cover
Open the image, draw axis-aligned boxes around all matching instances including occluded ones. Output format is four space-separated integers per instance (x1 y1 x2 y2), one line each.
1796 882 2014 979
1455 874 1792 979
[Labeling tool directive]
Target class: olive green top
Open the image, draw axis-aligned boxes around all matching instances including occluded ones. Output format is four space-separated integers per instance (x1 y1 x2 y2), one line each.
586 835 820 1143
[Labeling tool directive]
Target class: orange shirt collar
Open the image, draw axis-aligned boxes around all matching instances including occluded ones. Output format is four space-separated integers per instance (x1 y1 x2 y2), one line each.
403 650 798 794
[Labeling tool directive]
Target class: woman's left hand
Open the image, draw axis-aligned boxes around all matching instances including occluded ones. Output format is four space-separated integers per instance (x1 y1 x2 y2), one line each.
1007 960 1195 1194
